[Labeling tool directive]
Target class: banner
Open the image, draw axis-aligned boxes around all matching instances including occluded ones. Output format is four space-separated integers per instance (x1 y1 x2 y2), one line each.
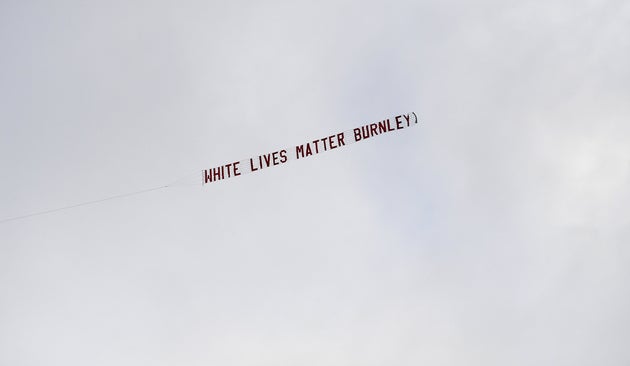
202 112 419 185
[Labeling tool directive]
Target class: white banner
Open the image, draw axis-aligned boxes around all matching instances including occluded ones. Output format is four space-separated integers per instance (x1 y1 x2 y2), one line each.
202 112 419 185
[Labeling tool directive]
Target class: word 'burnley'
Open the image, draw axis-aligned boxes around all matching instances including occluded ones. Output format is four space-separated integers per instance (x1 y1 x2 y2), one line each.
203 112 418 185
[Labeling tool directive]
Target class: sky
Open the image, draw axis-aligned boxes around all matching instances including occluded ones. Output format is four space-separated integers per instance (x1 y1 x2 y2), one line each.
1 0 629 365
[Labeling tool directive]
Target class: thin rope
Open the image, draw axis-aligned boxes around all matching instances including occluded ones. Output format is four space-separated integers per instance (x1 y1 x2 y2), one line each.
165 169 201 187
0 185 169 225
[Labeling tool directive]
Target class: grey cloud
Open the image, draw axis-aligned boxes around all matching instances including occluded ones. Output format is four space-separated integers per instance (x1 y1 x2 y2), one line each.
1 0 629 365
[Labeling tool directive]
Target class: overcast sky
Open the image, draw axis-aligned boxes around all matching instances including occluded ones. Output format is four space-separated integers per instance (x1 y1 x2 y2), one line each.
1 0 629 365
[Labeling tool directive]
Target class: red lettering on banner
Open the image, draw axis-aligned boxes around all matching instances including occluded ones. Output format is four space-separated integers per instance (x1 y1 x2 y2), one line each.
296 144 313 159
263 153 272 167
353 117 413 143
204 113 417 185
249 150 289 170
355 116 419 143
204 161 243 184
337 133 345 146
212 166 222 181
386 119 395 131
320 137 329 151
370 123 378 137
362 126 370 139
396 115 404 129
297 133 346 157
328 136 336 149
378 121 387 134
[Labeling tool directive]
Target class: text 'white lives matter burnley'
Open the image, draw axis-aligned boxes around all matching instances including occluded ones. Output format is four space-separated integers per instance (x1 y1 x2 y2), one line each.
202 112 419 185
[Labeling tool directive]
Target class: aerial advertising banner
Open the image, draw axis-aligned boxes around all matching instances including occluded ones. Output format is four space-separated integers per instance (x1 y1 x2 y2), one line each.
202 112 419 185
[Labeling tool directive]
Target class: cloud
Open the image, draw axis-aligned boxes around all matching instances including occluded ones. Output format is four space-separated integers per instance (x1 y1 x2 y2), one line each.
1 0 628 365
